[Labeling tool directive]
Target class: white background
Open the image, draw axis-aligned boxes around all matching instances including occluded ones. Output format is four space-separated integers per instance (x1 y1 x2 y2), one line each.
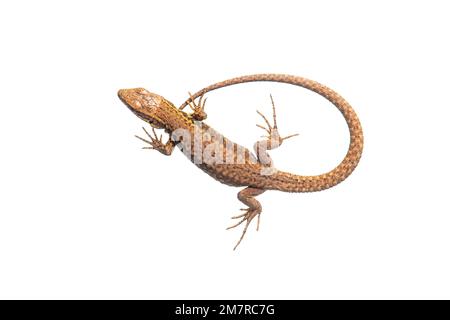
1 0 449 299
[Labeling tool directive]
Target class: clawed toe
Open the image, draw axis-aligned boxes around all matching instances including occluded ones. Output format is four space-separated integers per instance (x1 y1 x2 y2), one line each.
230 209 248 220
226 217 246 230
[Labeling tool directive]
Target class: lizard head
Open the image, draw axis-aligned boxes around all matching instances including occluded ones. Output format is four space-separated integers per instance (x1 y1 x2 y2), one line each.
118 88 169 129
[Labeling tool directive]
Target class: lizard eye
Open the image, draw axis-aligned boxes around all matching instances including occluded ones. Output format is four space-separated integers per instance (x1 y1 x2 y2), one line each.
148 120 164 129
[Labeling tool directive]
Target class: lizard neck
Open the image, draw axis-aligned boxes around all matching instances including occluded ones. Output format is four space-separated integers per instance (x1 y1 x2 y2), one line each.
158 105 195 133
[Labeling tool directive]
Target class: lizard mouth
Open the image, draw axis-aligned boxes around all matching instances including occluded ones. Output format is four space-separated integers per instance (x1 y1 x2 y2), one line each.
117 89 131 108
117 89 133 105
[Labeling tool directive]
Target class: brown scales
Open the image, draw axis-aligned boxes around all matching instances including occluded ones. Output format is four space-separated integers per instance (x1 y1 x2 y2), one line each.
118 74 364 250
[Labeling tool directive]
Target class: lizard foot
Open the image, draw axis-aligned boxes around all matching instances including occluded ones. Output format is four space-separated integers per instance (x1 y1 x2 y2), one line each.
226 207 262 250
187 92 207 121
256 94 298 146
135 127 173 155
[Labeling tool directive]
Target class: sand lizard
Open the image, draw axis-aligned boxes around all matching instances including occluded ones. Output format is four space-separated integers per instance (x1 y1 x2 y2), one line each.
118 74 364 250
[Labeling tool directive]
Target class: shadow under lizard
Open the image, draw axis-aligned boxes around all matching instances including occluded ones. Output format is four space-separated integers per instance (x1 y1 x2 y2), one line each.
118 74 364 250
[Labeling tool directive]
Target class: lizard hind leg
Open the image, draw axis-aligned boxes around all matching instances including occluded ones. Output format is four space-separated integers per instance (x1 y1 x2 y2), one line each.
254 94 299 165
227 187 265 250
253 95 299 175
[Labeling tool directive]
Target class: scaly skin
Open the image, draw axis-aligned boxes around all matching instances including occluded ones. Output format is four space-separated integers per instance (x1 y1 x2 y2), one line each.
118 74 364 249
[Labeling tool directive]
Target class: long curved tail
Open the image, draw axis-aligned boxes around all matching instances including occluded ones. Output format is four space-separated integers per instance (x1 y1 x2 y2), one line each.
181 74 364 192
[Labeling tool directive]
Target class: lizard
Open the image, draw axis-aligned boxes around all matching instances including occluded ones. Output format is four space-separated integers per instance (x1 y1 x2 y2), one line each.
118 74 364 250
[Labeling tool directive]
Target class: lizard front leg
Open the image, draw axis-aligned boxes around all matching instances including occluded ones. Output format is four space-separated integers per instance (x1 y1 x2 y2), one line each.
227 187 265 250
135 127 176 156
186 92 208 121
254 94 298 171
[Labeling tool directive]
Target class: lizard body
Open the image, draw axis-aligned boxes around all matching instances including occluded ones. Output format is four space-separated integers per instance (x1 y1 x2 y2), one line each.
118 74 364 249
